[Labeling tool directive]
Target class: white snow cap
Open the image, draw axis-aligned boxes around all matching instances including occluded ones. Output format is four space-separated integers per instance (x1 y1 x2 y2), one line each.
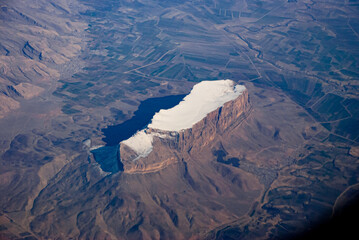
121 79 245 159
121 130 154 159
148 79 246 131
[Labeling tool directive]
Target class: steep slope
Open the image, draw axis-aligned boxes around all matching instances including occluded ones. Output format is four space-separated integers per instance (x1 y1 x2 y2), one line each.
120 80 250 173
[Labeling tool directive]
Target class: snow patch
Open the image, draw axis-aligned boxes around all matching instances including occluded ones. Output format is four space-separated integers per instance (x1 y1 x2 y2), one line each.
90 145 105 151
83 139 91 148
148 79 245 131
121 130 154 160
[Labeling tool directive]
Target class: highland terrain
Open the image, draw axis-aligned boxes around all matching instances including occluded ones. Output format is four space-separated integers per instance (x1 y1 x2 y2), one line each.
0 0 359 239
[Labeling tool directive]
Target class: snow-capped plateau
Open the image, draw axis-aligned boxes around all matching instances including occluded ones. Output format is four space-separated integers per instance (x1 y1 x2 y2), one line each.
121 79 246 159
149 79 246 131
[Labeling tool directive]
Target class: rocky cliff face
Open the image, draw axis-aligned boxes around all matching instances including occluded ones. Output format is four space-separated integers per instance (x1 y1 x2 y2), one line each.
120 88 250 173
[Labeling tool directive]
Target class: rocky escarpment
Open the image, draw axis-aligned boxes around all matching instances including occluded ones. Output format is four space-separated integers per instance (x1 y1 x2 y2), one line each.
172 89 250 153
120 88 251 173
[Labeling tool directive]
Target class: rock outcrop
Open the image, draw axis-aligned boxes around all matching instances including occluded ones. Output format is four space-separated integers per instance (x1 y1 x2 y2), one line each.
120 88 251 173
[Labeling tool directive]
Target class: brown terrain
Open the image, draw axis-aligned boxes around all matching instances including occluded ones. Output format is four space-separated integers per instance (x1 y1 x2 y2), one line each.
2 80 340 239
1 0 359 239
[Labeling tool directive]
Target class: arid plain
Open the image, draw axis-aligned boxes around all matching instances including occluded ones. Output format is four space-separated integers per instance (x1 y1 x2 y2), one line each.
1 0 359 239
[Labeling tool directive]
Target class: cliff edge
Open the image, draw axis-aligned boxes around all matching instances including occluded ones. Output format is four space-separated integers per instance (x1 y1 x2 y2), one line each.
119 80 251 173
